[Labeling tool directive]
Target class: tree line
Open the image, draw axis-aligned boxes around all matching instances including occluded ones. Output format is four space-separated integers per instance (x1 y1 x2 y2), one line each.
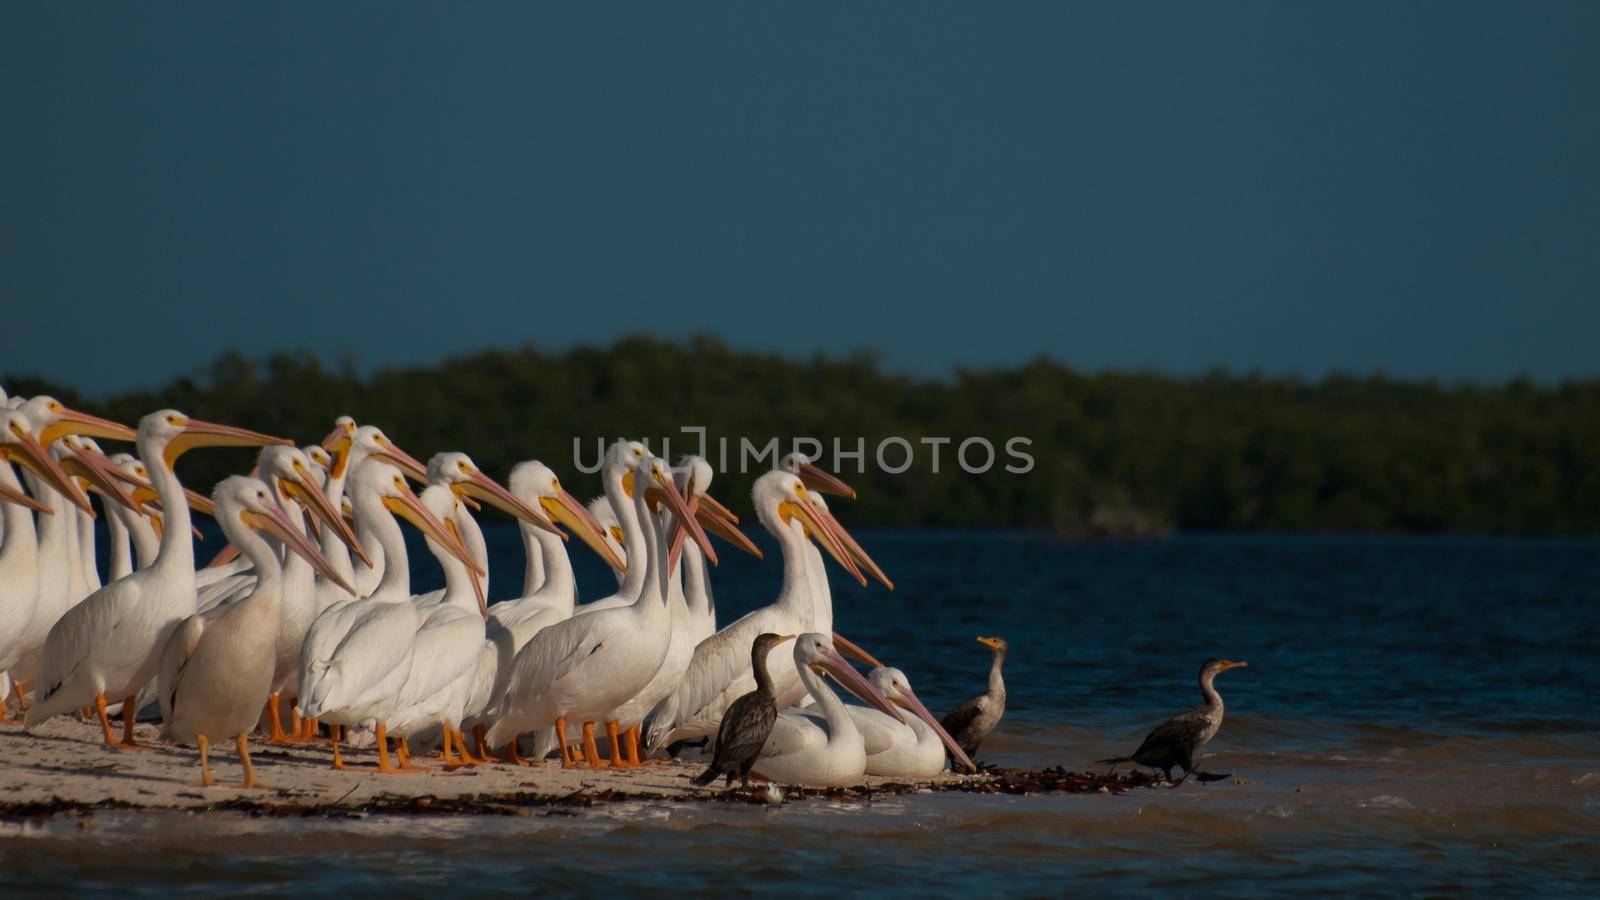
7 335 1597 536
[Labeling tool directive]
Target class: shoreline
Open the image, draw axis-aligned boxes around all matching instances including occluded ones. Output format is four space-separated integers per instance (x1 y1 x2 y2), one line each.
0 717 1162 820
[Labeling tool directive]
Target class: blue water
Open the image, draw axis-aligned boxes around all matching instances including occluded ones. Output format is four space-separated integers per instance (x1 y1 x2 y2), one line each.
7 532 1600 896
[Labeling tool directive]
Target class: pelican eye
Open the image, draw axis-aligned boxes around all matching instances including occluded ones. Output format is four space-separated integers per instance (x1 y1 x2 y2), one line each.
459 461 470 472
551 478 560 491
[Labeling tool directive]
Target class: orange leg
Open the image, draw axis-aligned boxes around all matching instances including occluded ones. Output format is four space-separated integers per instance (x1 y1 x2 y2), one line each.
582 721 608 769
193 734 215 786
396 736 424 771
556 717 576 768
439 727 458 765
453 729 483 766
0 694 16 725
330 725 348 770
118 696 150 750
607 721 634 769
264 693 292 744
302 715 323 742
94 693 117 746
288 703 304 742
13 681 30 711
504 738 531 766
374 721 403 774
236 732 263 789
473 724 503 762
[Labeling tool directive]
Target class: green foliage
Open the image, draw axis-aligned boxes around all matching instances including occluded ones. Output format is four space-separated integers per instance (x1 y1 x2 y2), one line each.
7 337 1597 534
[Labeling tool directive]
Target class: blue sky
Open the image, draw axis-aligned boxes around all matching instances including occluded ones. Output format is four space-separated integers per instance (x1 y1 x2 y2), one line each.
3 2 1597 392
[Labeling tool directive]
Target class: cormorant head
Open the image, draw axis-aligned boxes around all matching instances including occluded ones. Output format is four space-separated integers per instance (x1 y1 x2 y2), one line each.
1200 657 1248 679
978 635 1008 655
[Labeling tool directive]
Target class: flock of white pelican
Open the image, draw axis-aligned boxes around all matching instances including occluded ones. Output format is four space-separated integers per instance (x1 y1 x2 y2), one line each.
0 389 988 789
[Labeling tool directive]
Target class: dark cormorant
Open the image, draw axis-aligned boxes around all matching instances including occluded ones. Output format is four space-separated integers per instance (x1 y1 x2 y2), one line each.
940 636 1007 758
693 632 794 789
1098 657 1247 783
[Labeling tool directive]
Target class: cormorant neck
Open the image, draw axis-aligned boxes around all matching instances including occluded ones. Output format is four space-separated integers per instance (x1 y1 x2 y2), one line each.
988 650 1007 701
751 643 775 696
1200 670 1223 710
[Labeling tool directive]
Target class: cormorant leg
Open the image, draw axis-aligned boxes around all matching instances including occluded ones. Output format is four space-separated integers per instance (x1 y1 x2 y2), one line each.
193 734 215 787
581 721 606 769
116 696 150 749
237 732 263 789
264 692 292 743
94 693 117 746
606 721 633 769
556 718 576 768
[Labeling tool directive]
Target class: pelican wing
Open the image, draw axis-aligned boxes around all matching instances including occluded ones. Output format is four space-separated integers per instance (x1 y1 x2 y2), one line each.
157 613 207 723
847 706 905 757
759 710 828 760
37 576 145 702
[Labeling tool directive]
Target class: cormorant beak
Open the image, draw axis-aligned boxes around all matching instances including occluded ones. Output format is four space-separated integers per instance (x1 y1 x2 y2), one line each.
242 502 356 596
1220 660 1248 671
977 636 1004 651
38 407 137 446
813 644 904 724
797 461 856 499
163 420 290 469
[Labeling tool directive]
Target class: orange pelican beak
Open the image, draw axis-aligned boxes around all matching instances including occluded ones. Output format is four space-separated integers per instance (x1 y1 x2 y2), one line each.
281 462 371 567
163 419 290 469
780 487 867 586
59 442 139 513
0 480 50 514
1 422 94 515
797 461 856 499
667 478 762 574
831 632 884 669
242 500 357 596
813 641 904 724
383 477 483 577
892 678 977 773
453 465 563 537
37 406 137 447
538 481 628 573
371 436 429 483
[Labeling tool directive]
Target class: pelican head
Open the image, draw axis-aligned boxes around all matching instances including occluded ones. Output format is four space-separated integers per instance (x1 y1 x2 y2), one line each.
666 455 760 570
637 453 717 567
213 475 355 595
753 472 891 589
20 395 137 446
256 445 369 566
0 409 94 514
792 633 904 723
428 451 561 535
606 440 649 498
777 451 856 499
509 460 627 572
324 421 427 482
138 409 290 469
869 666 976 772
351 459 481 577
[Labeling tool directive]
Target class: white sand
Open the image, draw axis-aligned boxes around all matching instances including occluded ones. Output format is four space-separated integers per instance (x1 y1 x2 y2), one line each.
0 717 963 811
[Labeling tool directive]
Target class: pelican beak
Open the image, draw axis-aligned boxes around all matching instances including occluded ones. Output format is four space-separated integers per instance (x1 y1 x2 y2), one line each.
456 467 563 536
540 485 628 573
283 466 371 567
206 542 243 569
107 467 217 517
1 423 94 515
798 461 856 499
831 632 885 669
60 444 139 513
0 481 50 515
620 469 635 499
37 407 137 446
384 481 484 576
814 643 904 724
243 502 356 596
371 439 429 483
822 505 892 590
977 636 1004 651
780 490 866 586
894 682 977 773
648 467 717 572
320 419 356 452
163 420 290 468
670 483 761 572
444 516 488 619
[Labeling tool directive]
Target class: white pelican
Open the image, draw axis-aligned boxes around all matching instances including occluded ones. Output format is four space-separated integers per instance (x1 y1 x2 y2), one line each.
571 440 651 615
197 446 366 742
324 424 430 599
157 476 354 787
0 412 90 720
105 454 162 577
587 495 627 587
7 398 138 702
294 461 477 772
645 471 884 751
751 633 903 787
797 666 975 777
23 410 288 745
485 454 715 768
607 456 759 763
